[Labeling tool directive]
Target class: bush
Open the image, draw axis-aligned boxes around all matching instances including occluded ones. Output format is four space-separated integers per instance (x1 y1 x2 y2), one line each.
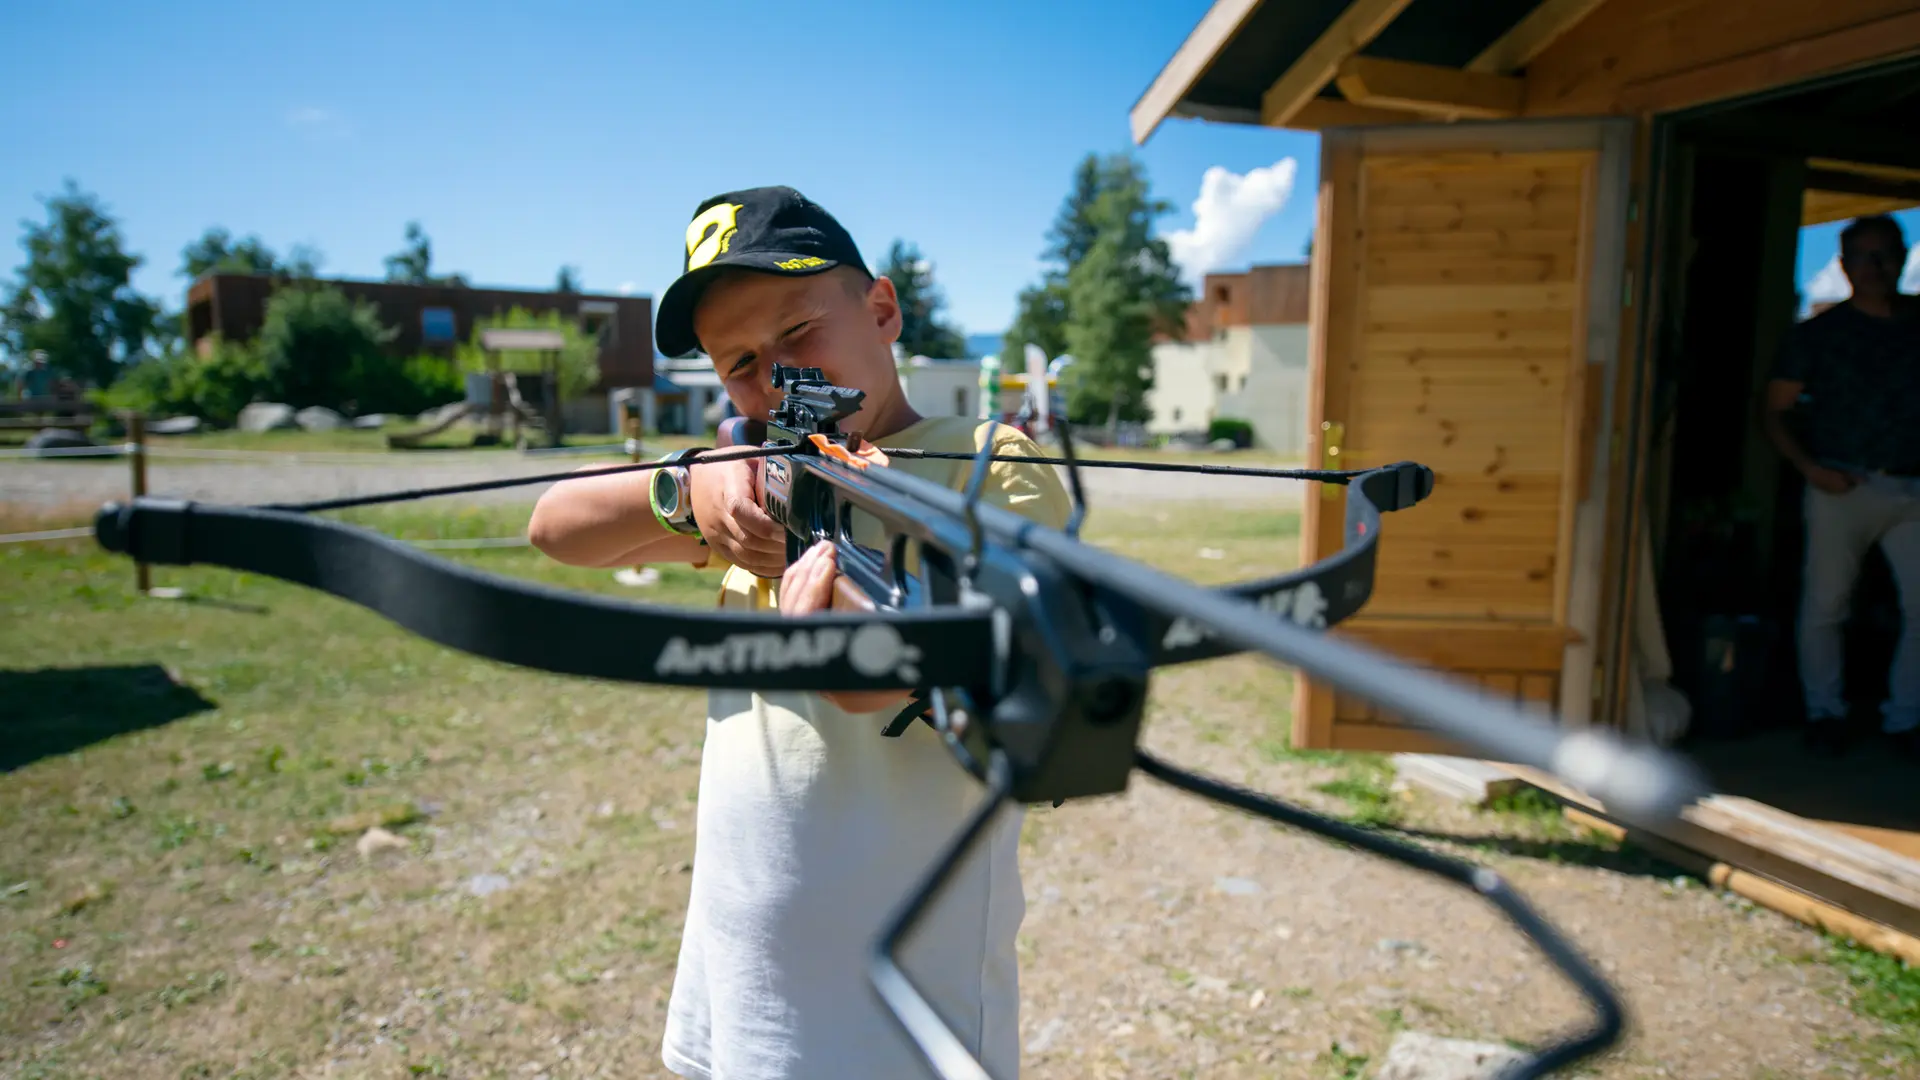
255 284 397 410
98 336 270 428
99 298 464 425
1207 417 1254 448
346 353 466 418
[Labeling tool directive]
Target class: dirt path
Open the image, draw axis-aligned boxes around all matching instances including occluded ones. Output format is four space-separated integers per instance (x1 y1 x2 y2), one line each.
1010 659 1889 1079
0 454 1305 513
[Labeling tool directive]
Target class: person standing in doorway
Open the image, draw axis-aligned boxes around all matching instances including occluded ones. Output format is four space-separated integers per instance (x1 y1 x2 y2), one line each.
1762 214 1920 757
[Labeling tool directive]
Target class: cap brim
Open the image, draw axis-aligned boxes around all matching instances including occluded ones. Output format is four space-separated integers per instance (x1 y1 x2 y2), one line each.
654 252 844 359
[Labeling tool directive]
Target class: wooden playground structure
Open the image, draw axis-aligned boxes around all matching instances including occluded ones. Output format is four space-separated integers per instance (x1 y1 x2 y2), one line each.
387 328 566 450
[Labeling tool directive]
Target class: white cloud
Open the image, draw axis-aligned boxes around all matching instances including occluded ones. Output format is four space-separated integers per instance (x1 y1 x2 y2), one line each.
1805 254 1852 303
1165 157 1298 285
616 281 637 296
1802 245 1920 306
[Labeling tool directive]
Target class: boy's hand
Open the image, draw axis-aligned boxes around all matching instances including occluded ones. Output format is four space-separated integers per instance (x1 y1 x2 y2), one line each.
692 422 787 577
780 540 911 714
779 540 839 615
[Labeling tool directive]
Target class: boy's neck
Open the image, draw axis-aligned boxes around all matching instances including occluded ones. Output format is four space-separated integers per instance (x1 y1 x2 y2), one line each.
861 393 923 442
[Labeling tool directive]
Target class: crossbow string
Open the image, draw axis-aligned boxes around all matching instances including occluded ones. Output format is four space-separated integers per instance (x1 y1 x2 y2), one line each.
92 363 1708 1079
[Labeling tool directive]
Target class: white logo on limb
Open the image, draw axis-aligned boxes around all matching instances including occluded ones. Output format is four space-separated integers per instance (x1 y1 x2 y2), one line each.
848 623 922 683
651 622 922 683
1160 580 1329 650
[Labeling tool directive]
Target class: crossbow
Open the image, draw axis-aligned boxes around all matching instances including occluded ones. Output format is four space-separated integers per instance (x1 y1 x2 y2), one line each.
91 363 1708 1079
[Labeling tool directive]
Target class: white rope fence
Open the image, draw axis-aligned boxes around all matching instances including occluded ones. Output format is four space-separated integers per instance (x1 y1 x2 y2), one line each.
0 420 642 558
0 526 95 544
0 440 631 463
0 525 530 549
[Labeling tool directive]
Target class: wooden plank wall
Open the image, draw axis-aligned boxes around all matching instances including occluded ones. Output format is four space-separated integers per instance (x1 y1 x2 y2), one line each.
1313 147 1596 746
1348 151 1592 623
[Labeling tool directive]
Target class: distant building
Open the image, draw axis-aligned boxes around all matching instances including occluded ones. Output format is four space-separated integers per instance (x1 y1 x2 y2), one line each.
1147 263 1312 453
897 353 984 419
185 273 654 432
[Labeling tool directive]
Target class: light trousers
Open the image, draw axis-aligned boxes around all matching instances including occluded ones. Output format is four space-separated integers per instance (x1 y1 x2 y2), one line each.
1798 473 1920 733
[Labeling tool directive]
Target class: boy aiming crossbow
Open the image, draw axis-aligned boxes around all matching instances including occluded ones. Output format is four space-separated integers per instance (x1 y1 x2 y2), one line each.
528 186 1070 1080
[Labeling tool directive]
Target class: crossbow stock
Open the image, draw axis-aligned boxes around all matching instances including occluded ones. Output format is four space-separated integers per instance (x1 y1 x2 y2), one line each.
92 363 1709 1079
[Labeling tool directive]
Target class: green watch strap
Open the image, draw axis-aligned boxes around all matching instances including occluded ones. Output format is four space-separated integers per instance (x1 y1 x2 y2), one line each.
648 456 703 539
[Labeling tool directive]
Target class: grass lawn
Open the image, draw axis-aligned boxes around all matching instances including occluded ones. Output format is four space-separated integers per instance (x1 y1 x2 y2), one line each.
0 499 1306 1079
5 497 1913 1078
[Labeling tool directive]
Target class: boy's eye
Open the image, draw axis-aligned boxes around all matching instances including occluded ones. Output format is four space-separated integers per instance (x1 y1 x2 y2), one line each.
782 321 811 340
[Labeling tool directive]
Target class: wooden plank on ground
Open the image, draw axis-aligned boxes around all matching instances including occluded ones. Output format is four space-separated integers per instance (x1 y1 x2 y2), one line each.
1392 753 1525 806
1503 763 1920 939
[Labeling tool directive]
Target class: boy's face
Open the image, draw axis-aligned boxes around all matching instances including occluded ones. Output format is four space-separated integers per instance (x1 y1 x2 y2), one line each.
692 266 905 433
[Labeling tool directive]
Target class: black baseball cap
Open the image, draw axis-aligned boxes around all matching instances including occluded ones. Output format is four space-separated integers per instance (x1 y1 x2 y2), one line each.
654 185 869 358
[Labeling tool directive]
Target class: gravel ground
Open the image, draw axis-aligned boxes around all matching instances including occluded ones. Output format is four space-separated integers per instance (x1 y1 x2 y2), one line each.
1010 658 1894 1080
0 454 1305 514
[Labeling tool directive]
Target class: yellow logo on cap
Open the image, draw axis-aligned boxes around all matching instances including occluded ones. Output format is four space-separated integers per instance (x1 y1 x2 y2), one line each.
775 256 827 270
686 202 744 271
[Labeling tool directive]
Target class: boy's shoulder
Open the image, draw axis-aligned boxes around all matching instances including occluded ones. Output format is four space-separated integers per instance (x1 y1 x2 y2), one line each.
878 415 1039 455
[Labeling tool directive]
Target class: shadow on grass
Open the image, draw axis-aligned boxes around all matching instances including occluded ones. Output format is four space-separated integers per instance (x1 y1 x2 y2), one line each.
1376 823 1697 880
0 665 218 772
174 594 271 616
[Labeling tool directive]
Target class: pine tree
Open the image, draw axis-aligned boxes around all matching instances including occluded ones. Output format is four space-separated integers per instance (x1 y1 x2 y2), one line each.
879 239 967 358
1006 153 1189 423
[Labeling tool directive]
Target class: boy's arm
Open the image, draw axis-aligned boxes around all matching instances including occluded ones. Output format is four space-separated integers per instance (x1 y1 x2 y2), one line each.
526 461 709 568
527 433 788 576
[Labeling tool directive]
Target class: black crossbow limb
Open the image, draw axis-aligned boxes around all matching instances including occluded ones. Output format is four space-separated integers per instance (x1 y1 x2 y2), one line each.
91 363 1708 1079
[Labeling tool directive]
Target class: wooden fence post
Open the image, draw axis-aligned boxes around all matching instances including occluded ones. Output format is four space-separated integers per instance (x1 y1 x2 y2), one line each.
127 411 151 594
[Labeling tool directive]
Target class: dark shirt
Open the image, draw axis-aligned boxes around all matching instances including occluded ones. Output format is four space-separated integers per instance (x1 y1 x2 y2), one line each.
1771 300 1920 473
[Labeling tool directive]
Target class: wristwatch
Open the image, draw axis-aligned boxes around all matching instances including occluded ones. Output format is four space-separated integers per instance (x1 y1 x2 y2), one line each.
649 447 709 538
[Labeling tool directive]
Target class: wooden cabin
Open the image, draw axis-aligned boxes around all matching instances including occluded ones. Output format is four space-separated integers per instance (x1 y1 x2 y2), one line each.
1133 1 1920 950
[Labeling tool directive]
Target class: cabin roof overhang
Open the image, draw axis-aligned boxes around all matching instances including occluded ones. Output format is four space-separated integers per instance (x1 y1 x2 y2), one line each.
1130 0 1591 144
1130 0 1920 144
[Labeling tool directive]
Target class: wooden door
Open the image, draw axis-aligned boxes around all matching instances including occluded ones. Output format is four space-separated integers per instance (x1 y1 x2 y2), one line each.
1294 120 1633 753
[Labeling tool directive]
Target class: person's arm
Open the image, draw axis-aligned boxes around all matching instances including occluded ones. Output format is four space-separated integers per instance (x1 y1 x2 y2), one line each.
1759 377 1817 473
526 461 707 568
1758 323 1856 494
528 425 789 575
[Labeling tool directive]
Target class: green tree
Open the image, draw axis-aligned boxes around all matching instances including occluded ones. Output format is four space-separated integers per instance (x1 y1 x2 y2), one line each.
254 284 398 409
1000 281 1068 374
1006 153 1189 420
555 265 582 293
384 221 468 287
180 227 280 279
1000 157 1106 373
879 239 966 358
0 180 163 386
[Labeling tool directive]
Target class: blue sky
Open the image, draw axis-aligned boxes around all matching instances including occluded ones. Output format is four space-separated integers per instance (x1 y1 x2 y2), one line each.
4 2 1911 354
0 0 1321 349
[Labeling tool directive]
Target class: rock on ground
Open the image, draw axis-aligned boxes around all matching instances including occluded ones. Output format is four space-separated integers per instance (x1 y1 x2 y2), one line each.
239 402 297 432
1374 1031 1527 1079
295 406 347 431
24 428 93 451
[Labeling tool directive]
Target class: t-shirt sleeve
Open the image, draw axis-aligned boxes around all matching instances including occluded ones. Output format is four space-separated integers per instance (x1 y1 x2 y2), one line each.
971 424 1073 531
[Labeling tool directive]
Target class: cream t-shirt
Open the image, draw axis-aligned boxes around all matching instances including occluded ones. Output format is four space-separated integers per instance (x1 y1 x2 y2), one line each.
661 417 1072 1080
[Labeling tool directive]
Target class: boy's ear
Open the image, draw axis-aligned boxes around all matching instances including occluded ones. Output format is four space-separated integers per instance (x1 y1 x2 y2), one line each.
863 272 903 345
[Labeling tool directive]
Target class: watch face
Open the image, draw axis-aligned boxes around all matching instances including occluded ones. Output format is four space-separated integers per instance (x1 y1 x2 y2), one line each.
652 467 682 517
